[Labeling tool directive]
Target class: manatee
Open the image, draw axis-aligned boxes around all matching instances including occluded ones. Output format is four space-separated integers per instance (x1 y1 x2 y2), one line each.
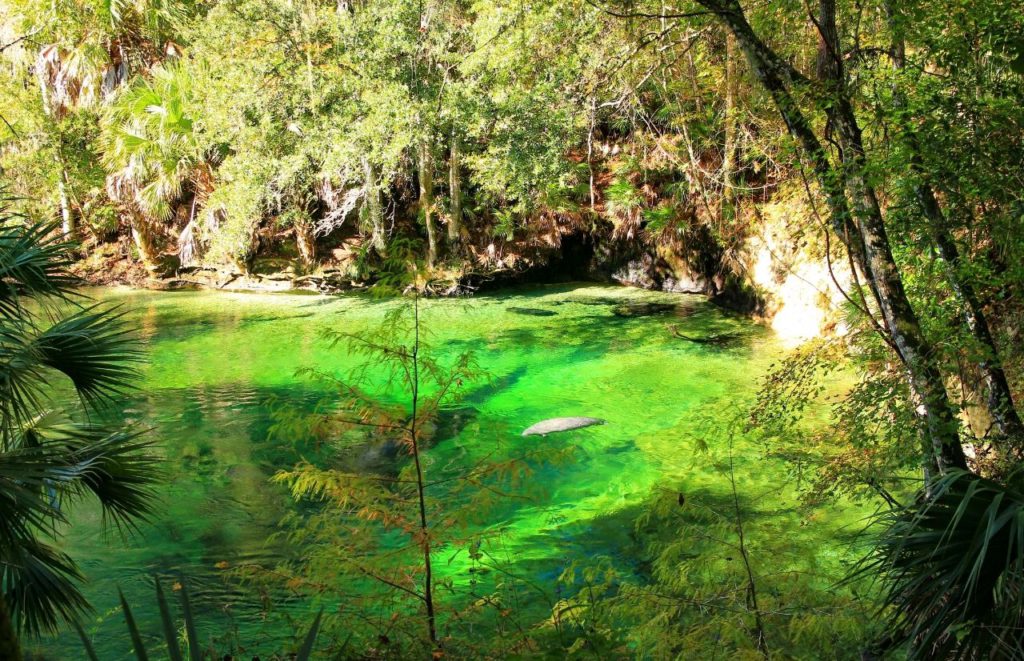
522 417 606 436
668 324 742 345
612 302 677 318
508 307 558 317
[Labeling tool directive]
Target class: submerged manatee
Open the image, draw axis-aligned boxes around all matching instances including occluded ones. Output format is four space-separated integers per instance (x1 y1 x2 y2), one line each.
508 307 558 317
522 416 606 436
612 302 677 318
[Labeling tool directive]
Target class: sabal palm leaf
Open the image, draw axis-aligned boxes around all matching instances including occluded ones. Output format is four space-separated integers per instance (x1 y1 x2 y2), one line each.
0 219 77 319
0 423 157 633
856 469 1024 658
102 62 201 221
2 537 89 637
0 192 157 641
1 306 141 439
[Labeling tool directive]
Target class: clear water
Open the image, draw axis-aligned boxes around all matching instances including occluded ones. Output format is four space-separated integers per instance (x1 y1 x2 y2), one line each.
33 283 863 658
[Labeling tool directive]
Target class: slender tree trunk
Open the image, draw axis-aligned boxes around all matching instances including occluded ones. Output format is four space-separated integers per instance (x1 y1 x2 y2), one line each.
361 157 385 252
816 0 966 471
883 2 1023 441
587 95 597 210
58 172 74 238
448 131 463 255
418 140 438 268
0 592 22 661
696 0 966 471
409 294 437 646
721 32 740 225
925 202 1024 439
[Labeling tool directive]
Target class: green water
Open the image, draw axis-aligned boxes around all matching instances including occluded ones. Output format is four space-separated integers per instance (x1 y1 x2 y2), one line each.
37 283 863 658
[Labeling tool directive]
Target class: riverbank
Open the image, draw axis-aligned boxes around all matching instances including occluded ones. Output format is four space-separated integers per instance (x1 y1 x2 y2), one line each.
71 211 846 345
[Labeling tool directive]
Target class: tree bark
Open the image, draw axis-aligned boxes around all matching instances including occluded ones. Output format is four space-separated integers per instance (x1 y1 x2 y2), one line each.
587 95 597 210
695 0 966 471
418 140 438 268
815 0 966 470
295 218 316 266
721 32 740 225
448 131 463 254
129 213 161 273
923 192 1024 440
361 157 386 252
58 172 74 238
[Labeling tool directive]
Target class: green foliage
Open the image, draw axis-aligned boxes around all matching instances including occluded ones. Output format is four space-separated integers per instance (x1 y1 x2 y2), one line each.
0 192 157 640
3 0 1024 656
750 337 922 505
854 469 1024 658
101 61 204 223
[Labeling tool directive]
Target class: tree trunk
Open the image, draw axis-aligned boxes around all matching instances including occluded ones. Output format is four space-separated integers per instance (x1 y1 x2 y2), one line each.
815 0 966 471
58 173 74 238
883 1 1023 442
361 157 386 253
129 213 161 273
448 131 463 255
418 139 438 268
696 0 966 472
721 31 740 225
587 96 597 210
295 219 316 266
924 194 1023 440
0 592 22 661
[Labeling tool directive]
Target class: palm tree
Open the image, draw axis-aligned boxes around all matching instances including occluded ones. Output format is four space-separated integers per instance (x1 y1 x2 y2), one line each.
101 60 209 273
857 469 1024 658
30 0 188 239
0 191 157 658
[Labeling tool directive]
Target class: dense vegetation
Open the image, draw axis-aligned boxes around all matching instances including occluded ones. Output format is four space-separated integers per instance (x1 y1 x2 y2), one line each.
3 0 1024 657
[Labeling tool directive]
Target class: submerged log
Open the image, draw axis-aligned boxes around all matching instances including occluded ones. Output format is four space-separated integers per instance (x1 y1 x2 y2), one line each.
521 417 606 437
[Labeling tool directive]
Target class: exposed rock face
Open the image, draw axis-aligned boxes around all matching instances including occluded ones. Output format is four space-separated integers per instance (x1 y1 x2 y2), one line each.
742 195 850 343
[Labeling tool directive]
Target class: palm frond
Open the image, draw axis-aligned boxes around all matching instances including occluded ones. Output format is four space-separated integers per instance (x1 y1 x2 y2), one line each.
854 469 1024 658
154 578 184 661
179 579 200 661
0 188 156 643
0 307 141 432
297 608 323 661
0 219 78 320
33 306 141 408
2 538 89 636
119 588 149 661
